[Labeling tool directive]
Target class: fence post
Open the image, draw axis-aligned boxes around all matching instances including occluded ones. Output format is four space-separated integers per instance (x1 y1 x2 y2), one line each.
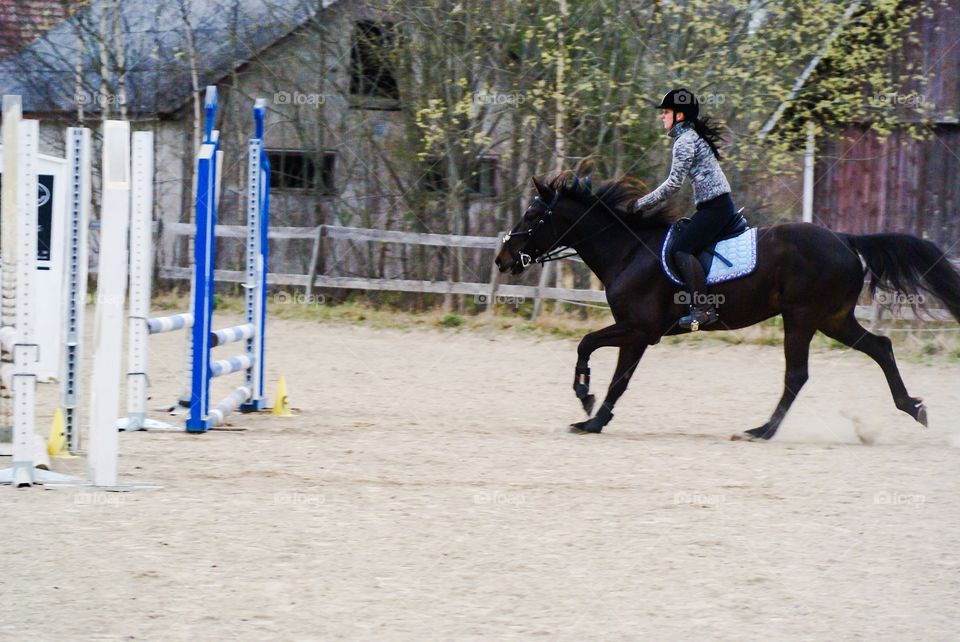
870 299 883 333
531 261 553 320
306 225 325 299
484 236 503 318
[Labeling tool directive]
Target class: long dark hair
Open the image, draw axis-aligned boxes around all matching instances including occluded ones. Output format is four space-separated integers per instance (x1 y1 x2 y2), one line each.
690 116 725 160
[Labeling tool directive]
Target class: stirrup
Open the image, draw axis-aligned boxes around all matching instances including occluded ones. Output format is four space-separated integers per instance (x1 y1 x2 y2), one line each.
679 306 718 332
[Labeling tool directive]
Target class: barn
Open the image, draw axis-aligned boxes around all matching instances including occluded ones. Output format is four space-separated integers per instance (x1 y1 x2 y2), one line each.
814 0 960 252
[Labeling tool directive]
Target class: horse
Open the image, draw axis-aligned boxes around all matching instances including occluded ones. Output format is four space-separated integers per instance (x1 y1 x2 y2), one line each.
494 172 960 439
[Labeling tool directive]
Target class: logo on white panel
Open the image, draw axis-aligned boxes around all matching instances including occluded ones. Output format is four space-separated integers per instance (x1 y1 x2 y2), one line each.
37 182 51 208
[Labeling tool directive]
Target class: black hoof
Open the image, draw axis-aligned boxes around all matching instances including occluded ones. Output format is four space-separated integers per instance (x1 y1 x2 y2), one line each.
731 425 771 441
580 394 596 416
569 418 604 434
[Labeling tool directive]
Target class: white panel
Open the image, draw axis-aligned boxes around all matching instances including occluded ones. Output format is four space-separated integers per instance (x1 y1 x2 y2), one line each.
88 120 130 487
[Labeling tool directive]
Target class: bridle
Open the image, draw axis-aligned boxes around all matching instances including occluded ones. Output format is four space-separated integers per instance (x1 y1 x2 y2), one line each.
502 189 581 267
503 187 617 267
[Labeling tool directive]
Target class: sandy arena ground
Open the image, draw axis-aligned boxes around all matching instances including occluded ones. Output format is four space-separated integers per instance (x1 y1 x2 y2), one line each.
3 315 960 641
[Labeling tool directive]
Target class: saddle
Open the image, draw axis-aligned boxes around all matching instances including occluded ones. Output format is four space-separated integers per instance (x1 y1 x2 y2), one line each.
661 208 758 286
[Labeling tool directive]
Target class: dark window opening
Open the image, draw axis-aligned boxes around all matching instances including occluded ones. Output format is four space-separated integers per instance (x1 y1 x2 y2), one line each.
471 157 498 197
421 156 499 196
350 21 399 100
267 150 336 194
422 158 447 192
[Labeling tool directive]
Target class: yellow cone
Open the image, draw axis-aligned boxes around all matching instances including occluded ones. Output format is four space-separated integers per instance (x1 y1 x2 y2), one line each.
47 408 74 457
272 377 294 417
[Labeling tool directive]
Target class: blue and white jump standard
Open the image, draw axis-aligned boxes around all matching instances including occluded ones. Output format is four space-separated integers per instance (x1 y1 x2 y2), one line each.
117 86 269 433
185 89 269 432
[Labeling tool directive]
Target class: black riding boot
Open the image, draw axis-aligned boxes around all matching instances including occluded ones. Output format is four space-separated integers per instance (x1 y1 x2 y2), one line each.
674 251 719 331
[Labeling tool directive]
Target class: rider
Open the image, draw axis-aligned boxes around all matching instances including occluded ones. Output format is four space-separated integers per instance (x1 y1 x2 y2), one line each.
630 88 737 330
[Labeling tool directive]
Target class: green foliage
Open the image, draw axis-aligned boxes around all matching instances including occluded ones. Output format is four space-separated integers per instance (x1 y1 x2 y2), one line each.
382 0 927 218
439 313 464 328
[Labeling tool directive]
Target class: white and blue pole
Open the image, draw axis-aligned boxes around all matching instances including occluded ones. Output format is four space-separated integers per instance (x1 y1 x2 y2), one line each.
241 99 269 412
186 87 220 432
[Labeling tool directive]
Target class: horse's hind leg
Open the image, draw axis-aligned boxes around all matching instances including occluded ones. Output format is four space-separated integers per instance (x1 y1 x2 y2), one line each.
819 313 927 426
735 319 815 441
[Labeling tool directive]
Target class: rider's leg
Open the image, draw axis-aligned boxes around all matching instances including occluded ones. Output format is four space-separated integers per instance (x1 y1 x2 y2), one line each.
670 194 735 330
674 250 718 330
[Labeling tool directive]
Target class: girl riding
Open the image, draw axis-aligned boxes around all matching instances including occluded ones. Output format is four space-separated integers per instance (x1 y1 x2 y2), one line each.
631 88 737 330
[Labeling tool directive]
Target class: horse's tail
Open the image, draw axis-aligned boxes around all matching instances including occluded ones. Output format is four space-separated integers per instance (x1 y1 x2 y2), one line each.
844 233 960 321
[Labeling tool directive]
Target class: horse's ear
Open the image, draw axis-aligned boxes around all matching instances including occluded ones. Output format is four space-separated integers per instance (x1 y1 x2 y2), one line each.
532 176 553 201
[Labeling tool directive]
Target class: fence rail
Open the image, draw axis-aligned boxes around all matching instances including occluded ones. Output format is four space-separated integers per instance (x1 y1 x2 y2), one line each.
154 223 957 322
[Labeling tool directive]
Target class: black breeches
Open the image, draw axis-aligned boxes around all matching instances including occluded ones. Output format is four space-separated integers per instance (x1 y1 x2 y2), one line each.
672 193 736 255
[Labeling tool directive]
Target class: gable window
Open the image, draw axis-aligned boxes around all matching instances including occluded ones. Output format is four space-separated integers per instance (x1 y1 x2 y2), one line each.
350 21 399 101
266 150 336 194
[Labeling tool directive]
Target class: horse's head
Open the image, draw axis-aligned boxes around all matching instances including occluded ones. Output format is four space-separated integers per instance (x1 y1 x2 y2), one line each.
496 171 667 275
496 176 571 275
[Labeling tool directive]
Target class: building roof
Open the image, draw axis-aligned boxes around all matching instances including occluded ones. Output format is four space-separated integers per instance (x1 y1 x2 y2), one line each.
0 0 339 115
0 0 84 59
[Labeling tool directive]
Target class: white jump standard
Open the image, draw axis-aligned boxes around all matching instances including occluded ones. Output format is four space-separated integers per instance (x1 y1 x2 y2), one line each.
0 96 89 486
116 130 193 431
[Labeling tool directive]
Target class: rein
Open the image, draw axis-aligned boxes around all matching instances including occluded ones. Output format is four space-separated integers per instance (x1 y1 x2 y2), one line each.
505 190 620 266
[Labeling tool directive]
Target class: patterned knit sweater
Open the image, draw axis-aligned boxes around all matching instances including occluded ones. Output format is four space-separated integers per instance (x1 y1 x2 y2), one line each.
634 121 731 211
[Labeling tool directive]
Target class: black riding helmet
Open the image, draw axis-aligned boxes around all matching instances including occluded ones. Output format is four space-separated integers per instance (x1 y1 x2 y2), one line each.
657 88 699 121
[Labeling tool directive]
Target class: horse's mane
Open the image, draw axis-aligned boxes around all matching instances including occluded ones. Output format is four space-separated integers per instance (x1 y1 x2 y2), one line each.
545 169 677 230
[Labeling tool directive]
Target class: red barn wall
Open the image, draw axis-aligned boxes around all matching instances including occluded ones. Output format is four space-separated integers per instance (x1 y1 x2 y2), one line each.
814 0 960 255
815 125 960 253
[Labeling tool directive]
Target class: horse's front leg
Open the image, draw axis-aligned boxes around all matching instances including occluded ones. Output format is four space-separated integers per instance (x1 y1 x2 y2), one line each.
571 343 647 433
572 323 640 413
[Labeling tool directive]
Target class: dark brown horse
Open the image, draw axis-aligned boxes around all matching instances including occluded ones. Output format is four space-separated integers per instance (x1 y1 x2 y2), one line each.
495 173 960 439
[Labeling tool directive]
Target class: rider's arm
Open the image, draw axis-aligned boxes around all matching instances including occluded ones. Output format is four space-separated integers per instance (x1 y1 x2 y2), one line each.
633 132 695 212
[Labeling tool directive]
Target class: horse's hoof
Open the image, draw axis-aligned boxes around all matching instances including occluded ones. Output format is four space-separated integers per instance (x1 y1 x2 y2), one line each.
732 426 768 441
569 419 603 434
581 394 596 416
915 401 928 428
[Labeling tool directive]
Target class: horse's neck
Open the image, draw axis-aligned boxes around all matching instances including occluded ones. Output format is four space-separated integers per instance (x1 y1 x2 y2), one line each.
573 223 665 286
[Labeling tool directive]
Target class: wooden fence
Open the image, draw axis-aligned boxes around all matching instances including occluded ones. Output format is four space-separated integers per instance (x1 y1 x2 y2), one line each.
152 222 956 323
157 223 607 313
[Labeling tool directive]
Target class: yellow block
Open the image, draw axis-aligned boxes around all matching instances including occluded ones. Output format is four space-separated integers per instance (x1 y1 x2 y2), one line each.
272 376 294 417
